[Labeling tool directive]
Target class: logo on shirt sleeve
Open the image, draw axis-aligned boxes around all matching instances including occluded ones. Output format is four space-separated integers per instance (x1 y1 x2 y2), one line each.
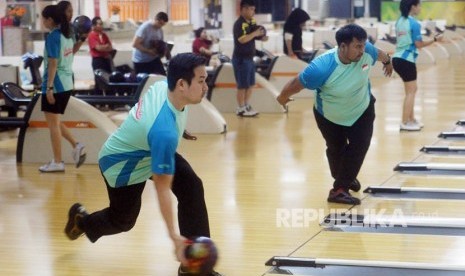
158 164 171 169
135 98 143 120
362 64 369 71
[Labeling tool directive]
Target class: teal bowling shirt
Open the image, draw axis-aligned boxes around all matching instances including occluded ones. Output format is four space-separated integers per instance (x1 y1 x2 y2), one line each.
393 16 422 63
41 28 74 93
99 81 187 188
299 41 378 126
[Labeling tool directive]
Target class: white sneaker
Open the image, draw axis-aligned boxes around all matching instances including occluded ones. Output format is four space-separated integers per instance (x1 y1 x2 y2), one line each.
72 142 86 168
242 109 259 117
236 105 258 117
412 119 424 128
236 106 245 116
39 160 65 172
400 121 421 131
245 104 259 116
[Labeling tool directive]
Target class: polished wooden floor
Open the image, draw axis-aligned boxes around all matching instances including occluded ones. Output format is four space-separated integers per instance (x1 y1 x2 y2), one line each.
292 231 465 267
1 55 464 275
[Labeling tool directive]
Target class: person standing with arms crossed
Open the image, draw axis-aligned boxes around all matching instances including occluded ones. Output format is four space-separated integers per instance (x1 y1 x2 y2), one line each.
393 0 443 131
63 53 223 276
232 0 268 117
39 4 86 172
88 16 114 94
277 24 393 205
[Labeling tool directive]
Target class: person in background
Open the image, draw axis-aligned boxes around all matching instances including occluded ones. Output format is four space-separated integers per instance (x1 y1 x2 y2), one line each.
0 6 14 31
132 12 169 75
39 4 86 172
232 0 268 117
88 16 114 94
283 8 313 62
57 0 87 54
192 27 218 65
277 24 393 205
392 0 443 131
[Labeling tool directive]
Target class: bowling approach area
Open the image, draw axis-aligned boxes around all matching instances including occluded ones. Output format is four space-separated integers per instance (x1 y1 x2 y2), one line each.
0 46 465 276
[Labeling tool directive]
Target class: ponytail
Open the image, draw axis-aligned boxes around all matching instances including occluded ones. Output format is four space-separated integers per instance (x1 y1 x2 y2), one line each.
60 18 72 39
42 4 71 38
56 1 73 38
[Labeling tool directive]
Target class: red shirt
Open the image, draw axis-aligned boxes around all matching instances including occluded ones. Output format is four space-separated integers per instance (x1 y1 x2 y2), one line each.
1 17 13 32
88 30 112 58
192 38 212 55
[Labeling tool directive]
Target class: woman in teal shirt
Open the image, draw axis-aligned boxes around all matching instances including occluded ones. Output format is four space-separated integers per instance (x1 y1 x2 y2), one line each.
392 0 443 131
39 5 85 172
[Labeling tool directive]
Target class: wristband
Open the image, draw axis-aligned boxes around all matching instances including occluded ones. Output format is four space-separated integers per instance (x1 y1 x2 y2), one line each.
48 87 54 90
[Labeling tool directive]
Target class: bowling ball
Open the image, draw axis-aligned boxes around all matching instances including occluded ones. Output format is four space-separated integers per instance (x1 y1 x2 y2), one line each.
73 15 92 36
109 71 125 83
124 72 137 83
217 54 231 63
257 26 267 40
152 40 167 56
251 24 267 40
184 236 218 275
136 73 148 82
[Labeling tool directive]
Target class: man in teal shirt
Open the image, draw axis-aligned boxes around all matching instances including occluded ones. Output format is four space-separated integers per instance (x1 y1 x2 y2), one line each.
64 53 223 276
277 24 393 205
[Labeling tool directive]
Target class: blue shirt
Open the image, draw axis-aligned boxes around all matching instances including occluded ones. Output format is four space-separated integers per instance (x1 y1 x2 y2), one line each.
41 28 74 93
299 41 378 126
99 81 187 188
393 16 422 63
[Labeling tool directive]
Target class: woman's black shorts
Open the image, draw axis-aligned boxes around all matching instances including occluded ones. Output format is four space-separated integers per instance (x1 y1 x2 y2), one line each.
41 90 72 114
392 57 417 82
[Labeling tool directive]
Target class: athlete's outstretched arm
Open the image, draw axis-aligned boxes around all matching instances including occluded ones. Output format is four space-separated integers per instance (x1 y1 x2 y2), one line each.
152 173 188 266
277 76 304 106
